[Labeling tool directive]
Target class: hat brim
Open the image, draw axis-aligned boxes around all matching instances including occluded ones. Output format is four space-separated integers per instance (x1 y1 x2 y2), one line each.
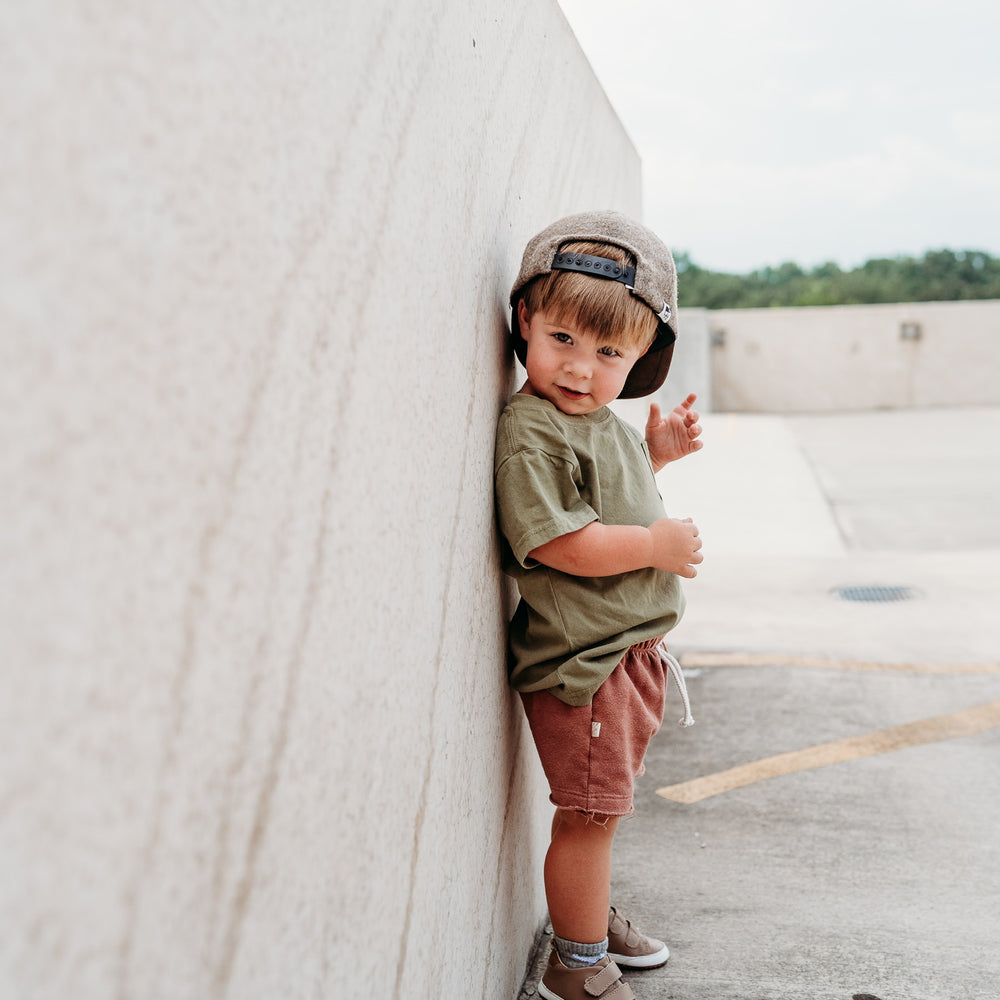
510 307 674 400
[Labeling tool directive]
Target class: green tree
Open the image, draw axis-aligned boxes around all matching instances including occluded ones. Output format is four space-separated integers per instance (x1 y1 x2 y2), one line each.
677 249 1000 308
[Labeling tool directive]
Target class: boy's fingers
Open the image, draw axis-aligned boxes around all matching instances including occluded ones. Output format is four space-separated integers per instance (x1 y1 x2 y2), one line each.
647 402 662 424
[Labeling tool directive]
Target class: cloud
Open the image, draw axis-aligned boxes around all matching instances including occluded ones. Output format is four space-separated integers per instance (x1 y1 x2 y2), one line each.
558 0 1000 269
950 110 1000 152
646 134 1000 269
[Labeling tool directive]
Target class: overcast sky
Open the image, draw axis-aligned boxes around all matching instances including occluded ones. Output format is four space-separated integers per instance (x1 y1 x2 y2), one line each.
556 0 1000 273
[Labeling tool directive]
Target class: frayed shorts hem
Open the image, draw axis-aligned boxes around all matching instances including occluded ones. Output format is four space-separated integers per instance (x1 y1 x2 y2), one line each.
547 793 637 819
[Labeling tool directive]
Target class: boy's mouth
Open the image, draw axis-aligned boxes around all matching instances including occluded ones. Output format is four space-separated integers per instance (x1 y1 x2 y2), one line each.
557 386 587 401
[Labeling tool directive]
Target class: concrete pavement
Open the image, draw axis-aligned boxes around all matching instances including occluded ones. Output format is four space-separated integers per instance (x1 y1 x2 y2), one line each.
520 404 1000 1000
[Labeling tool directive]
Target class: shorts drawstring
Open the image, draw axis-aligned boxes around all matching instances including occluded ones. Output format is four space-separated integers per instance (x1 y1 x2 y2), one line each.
658 642 695 727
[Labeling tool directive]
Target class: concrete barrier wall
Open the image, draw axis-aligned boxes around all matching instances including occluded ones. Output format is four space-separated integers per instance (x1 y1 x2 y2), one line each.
0 4 642 998
663 307 713 411
708 299 1000 412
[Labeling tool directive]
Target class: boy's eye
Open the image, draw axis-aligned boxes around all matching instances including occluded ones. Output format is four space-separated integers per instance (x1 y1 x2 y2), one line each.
553 332 573 344
598 345 621 358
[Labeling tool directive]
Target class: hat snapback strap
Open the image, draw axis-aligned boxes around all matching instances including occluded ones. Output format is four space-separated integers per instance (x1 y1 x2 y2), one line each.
552 251 636 288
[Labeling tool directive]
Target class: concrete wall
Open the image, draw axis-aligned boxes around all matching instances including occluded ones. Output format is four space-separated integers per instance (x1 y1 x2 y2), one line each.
662 307 713 411
709 299 1000 412
0 4 642 999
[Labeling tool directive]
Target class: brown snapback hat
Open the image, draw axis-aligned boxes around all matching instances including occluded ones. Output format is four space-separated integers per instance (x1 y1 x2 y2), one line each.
509 210 678 398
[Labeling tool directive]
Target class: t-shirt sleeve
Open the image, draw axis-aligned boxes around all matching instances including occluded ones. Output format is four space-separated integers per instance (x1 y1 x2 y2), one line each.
495 448 599 568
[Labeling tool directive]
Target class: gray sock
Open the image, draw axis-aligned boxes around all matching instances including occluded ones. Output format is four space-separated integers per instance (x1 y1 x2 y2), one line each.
553 934 608 969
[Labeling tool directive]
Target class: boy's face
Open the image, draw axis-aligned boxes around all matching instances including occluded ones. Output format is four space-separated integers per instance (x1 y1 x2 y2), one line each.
518 301 647 415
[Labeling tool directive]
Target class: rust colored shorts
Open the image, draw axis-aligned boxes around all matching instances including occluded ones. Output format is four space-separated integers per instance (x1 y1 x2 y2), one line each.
519 638 669 817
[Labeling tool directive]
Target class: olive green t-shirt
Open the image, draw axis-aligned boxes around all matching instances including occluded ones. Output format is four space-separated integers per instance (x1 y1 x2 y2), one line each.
494 392 685 706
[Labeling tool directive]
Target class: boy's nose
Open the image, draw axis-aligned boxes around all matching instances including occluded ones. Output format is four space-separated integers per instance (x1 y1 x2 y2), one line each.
565 354 592 378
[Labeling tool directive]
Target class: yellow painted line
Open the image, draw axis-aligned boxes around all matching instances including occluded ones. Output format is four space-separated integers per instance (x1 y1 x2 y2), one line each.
657 699 1000 804
679 651 1000 675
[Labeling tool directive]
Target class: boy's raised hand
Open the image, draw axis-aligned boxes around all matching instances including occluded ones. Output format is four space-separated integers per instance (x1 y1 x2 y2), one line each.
645 393 703 471
648 517 703 578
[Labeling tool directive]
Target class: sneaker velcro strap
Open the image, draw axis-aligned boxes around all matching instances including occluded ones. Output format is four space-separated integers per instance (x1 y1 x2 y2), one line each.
584 960 633 998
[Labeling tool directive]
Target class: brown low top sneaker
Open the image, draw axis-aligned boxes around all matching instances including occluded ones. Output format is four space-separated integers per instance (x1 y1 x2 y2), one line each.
606 906 670 969
539 949 635 1000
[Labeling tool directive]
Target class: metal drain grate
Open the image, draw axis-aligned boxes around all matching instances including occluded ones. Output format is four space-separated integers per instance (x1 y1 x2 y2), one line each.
832 585 920 603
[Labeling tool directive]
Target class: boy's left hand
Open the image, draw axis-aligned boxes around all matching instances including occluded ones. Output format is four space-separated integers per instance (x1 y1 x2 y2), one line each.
645 393 703 472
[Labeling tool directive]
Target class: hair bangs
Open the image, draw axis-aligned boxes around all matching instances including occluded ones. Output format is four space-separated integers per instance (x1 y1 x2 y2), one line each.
521 241 658 352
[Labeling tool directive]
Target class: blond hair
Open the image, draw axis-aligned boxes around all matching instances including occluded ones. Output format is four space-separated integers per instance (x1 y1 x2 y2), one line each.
519 241 659 352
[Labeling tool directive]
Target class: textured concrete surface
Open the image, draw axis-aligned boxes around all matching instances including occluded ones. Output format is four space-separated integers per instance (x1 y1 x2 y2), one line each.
520 404 1000 999
0 3 641 998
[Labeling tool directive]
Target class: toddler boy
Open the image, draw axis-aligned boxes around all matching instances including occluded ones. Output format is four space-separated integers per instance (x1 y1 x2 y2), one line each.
494 211 703 1000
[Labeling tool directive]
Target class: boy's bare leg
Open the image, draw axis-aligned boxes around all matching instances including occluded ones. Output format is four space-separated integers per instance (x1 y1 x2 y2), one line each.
545 807 619 943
